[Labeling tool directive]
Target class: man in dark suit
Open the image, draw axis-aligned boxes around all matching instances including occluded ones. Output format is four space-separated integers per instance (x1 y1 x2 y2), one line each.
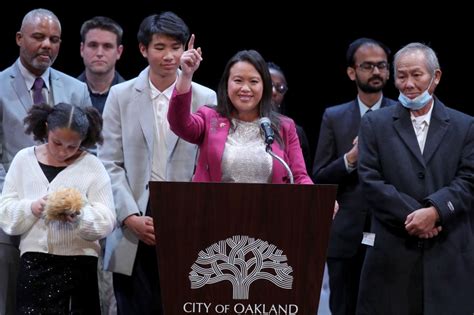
0 8 91 314
357 42 474 315
313 38 396 315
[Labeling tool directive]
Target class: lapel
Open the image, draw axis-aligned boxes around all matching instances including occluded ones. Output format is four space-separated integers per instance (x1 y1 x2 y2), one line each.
422 98 449 164
165 86 187 160
166 69 185 159
49 69 64 104
349 95 391 141
135 68 155 159
348 100 361 137
392 104 426 167
209 115 230 181
270 139 286 183
10 62 32 112
166 125 179 160
270 119 294 183
380 97 392 109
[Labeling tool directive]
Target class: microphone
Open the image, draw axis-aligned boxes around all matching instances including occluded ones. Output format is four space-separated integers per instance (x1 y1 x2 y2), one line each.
259 117 274 145
259 117 294 184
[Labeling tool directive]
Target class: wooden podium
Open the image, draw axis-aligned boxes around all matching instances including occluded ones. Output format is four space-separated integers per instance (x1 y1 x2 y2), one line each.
150 182 336 314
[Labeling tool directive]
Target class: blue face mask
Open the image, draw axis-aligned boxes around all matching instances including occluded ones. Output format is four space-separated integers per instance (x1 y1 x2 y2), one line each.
398 76 435 110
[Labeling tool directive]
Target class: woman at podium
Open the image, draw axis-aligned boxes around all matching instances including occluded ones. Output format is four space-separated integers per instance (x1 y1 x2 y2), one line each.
168 36 312 185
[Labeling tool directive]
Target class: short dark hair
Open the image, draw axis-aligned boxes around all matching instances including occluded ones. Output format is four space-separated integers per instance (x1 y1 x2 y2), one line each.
80 16 123 46
346 37 391 67
24 103 103 148
137 11 189 47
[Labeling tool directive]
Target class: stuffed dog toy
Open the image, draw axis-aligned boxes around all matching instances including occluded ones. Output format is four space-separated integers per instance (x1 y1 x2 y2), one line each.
44 187 84 223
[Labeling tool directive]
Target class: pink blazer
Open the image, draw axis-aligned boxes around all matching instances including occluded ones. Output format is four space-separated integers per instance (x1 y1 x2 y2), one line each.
168 89 313 184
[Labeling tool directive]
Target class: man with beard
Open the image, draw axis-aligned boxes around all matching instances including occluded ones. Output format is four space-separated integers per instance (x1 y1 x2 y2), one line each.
0 8 91 314
312 38 396 315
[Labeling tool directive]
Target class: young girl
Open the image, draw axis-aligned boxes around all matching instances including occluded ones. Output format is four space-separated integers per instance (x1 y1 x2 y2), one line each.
0 103 115 314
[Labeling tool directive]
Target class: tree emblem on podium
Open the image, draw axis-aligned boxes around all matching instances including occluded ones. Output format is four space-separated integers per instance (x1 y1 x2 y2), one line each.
189 235 293 299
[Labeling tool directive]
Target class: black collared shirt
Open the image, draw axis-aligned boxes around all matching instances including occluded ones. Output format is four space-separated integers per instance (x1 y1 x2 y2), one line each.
77 71 125 114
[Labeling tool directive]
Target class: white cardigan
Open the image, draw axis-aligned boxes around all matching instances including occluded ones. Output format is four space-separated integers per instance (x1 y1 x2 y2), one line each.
0 146 116 257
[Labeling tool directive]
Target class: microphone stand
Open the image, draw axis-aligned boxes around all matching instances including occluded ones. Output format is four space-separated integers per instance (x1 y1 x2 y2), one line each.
266 144 294 184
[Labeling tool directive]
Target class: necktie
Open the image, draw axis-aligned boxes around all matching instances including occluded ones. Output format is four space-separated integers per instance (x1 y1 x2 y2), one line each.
365 108 372 115
32 77 45 104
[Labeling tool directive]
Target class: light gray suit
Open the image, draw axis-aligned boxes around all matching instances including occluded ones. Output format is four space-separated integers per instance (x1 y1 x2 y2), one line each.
99 67 217 276
0 59 92 315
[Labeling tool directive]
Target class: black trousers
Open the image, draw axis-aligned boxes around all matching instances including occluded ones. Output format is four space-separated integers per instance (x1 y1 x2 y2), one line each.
327 245 366 315
113 241 163 315
17 252 100 315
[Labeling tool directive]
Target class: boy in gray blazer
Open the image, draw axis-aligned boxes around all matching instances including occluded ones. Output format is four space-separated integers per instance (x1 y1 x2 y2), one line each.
98 11 216 314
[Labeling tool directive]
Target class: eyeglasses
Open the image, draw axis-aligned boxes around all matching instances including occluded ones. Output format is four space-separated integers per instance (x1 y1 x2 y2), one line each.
356 61 389 72
272 82 288 94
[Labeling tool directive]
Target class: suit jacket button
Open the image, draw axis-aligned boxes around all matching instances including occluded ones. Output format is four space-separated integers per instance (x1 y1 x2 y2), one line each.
417 172 425 179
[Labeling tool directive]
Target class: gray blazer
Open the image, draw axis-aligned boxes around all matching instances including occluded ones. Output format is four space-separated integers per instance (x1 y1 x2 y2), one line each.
0 59 92 245
99 67 217 275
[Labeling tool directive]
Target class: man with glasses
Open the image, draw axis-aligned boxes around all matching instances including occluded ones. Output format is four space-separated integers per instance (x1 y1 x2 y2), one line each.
313 38 396 315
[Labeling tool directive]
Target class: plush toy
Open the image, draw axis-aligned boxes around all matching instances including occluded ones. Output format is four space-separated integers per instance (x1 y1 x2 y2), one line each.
44 187 84 223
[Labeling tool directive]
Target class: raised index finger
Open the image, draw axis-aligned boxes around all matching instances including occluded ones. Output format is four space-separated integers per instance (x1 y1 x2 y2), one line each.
187 34 195 50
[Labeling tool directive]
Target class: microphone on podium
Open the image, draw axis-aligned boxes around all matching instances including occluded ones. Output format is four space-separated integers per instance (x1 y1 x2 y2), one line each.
259 117 275 145
259 117 294 184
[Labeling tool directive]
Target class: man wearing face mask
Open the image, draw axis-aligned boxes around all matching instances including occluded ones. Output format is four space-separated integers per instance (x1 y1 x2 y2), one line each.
357 42 474 315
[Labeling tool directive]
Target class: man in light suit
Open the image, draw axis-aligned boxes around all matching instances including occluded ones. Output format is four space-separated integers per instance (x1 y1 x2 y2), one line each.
313 38 396 315
98 12 216 315
357 42 474 315
0 8 91 314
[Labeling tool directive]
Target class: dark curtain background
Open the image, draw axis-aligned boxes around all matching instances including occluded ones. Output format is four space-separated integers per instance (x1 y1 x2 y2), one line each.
2 1 471 164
